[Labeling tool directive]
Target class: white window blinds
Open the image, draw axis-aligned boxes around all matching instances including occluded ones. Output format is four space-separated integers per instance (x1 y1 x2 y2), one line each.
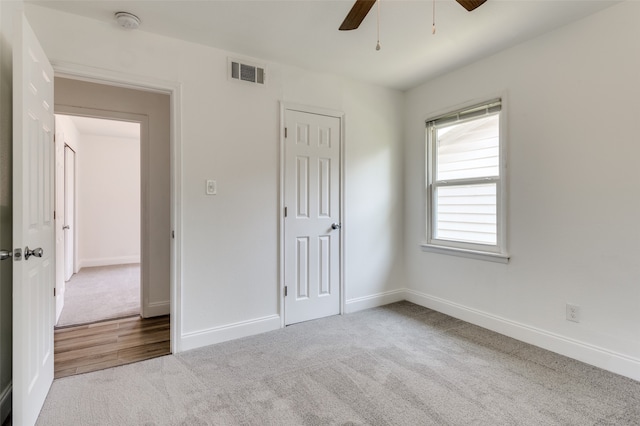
427 99 503 249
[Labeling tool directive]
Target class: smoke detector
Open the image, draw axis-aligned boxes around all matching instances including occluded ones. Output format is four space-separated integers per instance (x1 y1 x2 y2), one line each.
115 12 141 30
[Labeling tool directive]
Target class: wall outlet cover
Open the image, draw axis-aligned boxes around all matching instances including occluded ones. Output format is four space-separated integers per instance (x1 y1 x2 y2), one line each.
566 303 580 323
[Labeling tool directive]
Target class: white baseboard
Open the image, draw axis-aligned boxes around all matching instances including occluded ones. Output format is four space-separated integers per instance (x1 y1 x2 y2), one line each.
79 256 140 268
345 289 406 313
179 314 281 352
142 301 170 318
0 382 11 425
405 289 640 382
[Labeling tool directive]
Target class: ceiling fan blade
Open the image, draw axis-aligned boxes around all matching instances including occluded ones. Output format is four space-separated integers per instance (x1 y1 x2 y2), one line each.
339 0 377 31
456 0 487 12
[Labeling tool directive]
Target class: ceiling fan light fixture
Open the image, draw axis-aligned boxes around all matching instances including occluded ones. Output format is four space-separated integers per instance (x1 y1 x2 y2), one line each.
115 12 141 30
339 0 486 33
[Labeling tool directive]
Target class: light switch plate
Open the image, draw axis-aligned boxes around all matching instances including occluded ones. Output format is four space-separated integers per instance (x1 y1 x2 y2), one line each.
206 179 217 195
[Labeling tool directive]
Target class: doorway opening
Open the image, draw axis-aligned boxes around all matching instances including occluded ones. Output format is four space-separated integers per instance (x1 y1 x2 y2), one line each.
52 77 172 378
54 115 142 328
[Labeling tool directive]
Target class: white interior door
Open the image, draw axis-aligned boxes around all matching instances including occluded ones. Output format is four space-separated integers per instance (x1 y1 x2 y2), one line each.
64 145 75 281
54 122 65 323
284 109 342 325
12 12 55 426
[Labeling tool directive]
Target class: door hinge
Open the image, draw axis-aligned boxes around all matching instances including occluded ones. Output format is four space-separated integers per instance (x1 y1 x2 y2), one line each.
284 286 288 297
172 230 175 239
284 127 288 138
53 210 56 220
53 287 56 297
284 207 287 218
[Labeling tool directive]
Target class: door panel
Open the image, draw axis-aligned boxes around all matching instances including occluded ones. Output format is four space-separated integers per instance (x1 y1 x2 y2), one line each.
54 122 65 322
64 146 75 281
13 13 55 426
284 110 341 325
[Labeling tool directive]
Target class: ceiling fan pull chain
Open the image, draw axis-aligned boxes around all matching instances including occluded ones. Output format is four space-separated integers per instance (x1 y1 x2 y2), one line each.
376 0 381 50
432 0 437 34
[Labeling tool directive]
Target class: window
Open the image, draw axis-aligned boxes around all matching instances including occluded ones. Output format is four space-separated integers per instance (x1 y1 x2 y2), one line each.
424 99 508 263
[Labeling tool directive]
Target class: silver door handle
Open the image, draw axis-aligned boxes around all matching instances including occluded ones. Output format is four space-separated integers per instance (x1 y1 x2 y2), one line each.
331 223 342 230
0 250 11 261
24 246 43 260
62 225 70 230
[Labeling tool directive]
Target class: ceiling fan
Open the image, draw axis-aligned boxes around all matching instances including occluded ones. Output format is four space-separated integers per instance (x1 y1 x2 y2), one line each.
339 0 487 31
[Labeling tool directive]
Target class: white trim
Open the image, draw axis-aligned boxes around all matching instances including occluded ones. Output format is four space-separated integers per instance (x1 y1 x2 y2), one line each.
345 289 406 313
0 382 11 425
52 61 183 354
284 102 345 119
78 256 141 268
405 289 640 382
180 315 281 352
142 301 170 318
420 244 510 264
278 104 285 328
339 112 346 317
279 102 346 326
52 61 176 95
170 83 183 355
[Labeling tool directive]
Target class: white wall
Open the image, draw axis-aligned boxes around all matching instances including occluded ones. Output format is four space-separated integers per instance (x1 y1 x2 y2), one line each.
342 80 406 309
24 5 405 350
0 1 14 422
77 133 140 268
404 1 640 380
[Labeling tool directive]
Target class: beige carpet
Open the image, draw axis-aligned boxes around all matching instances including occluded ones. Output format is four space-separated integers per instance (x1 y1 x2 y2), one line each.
37 301 640 425
56 264 140 327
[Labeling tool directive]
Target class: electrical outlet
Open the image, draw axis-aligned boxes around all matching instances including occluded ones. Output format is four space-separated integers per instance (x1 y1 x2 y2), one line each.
566 303 580 323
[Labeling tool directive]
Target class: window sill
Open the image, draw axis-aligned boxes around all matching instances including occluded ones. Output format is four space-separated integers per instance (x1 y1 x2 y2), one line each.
420 243 510 264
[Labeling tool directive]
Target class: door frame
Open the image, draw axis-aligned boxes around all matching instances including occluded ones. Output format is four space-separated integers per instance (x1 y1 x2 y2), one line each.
52 62 182 353
62 144 75 281
278 102 346 327
53 122 66 323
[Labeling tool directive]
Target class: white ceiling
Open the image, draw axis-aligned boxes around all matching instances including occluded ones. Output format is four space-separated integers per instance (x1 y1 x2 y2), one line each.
61 115 140 139
30 0 618 91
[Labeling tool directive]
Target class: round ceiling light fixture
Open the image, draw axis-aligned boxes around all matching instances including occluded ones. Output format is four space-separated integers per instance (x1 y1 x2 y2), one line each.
115 12 141 30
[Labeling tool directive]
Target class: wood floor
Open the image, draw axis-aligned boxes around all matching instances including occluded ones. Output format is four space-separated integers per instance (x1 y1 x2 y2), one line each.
54 315 170 379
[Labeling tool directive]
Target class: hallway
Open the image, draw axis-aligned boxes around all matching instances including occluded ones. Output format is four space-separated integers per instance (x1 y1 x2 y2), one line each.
56 264 140 327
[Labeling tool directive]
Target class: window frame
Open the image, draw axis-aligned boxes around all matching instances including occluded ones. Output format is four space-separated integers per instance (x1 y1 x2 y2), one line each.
423 98 509 263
